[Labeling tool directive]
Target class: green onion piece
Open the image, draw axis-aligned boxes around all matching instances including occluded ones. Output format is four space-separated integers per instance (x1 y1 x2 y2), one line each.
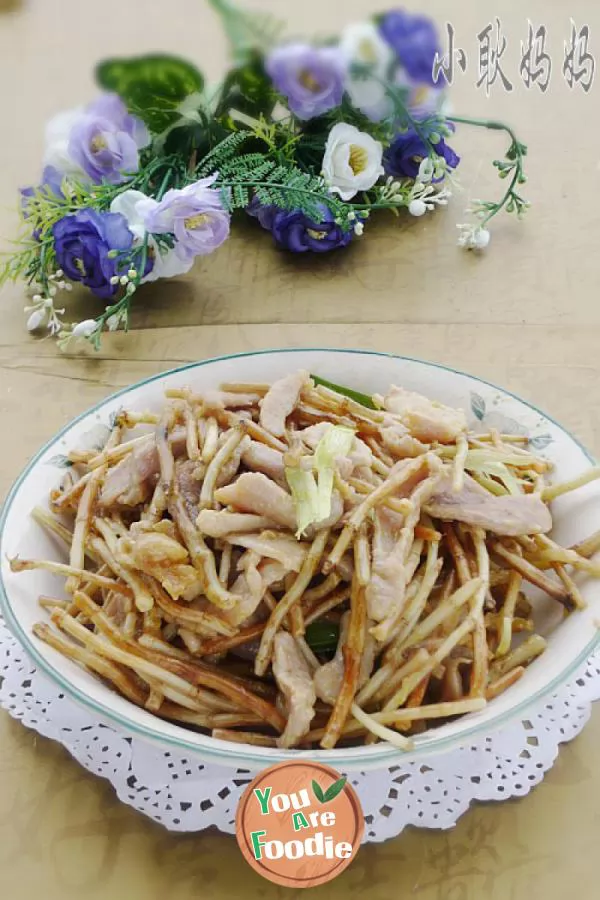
305 620 340 655
314 424 354 519
285 467 320 538
310 374 377 410
285 425 355 536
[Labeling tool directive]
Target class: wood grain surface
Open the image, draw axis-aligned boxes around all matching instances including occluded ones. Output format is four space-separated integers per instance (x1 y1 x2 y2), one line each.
1 1 599 898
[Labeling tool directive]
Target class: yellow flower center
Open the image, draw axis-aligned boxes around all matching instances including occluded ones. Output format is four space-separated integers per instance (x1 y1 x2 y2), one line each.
184 213 209 229
306 228 326 240
74 257 86 276
411 155 424 165
413 86 429 106
358 39 378 64
299 69 322 93
348 144 369 175
90 135 107 153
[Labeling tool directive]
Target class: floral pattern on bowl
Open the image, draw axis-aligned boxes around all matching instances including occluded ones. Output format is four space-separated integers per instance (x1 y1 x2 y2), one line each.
469 391 553 451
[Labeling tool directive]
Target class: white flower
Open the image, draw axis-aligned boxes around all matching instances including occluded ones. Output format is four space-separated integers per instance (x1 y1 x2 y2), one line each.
109 190 194 282
43 107 86 178
408 199 427 217
339 22 394 121
72 319 98 338
26 308 47 332
322 123 384 201
457 225 491 251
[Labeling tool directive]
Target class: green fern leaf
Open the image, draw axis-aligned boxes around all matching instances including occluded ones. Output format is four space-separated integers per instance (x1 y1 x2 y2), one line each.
232 183 249 207
196 130 254 176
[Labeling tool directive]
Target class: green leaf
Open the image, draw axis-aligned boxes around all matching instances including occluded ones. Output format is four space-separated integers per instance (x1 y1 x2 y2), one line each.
95 55 204 133
323 776 347 803
305 620 340 656
208 0 284 65
310 375 377 410
216 54 275 123
311 780 326 803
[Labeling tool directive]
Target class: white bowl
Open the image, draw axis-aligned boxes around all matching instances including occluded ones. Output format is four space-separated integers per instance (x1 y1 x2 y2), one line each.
1 349 599 772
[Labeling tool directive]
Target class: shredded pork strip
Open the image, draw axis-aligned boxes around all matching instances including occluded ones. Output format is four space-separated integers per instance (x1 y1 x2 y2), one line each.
13 373 598 752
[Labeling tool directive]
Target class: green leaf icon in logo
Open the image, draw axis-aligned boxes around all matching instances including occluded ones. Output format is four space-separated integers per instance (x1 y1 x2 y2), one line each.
323 776 347 803
312 780 325 803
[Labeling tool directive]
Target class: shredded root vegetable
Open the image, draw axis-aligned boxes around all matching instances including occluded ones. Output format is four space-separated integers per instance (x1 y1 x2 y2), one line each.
13 373 598 751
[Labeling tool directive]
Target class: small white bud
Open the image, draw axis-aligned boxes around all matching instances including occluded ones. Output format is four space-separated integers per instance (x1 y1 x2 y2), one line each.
408 199 427 217
57 281 66 290
106 315 120 332
32 293 42 303
55 269 64 278
472 228 491 250
64 283 73 292
354 222 364 236
72 319 98 338
120 275 129 286
127 268 137 280
110 275 120 285
418 158 434 183
126 282 136 295
49 286 57 297
26 308 47 332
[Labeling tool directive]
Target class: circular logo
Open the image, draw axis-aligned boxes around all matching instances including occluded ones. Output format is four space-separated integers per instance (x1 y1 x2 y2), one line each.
235 761 363 888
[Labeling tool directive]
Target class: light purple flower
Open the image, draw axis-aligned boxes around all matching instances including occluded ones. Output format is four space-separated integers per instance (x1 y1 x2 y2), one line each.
266 43 346 120
141 175 230 261
67 93 150 184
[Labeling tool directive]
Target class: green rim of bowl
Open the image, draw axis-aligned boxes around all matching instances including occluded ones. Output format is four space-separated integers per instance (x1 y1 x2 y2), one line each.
1 347 599 770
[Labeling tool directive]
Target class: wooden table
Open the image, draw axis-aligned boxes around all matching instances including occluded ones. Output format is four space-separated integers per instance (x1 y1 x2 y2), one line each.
1 1 599 897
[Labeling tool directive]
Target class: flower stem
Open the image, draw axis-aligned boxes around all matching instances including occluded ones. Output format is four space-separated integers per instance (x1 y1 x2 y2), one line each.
448 115 518 146
448 115 528 227
155 167 175 201
89 233 150 350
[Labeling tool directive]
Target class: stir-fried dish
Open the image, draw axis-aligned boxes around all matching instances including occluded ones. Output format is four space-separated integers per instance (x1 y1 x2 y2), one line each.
11 372 600 750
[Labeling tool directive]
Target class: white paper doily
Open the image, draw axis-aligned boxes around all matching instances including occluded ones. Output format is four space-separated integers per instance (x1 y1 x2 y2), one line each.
1 614 599 842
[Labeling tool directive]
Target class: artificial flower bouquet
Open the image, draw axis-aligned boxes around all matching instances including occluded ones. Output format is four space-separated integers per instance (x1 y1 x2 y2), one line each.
1 1 528 349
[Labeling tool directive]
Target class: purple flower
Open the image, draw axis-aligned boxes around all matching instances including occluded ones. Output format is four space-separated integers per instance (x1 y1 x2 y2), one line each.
266 43 346 120
250 201 354 253
52 209 134 299
379 10 441 85
68 93 150 184
246 195 279 231
393 68 445 119
141 176 230 261
383 128 459 179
